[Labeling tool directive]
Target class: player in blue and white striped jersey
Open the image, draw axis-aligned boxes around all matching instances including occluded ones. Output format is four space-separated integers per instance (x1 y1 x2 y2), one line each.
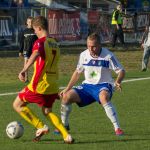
59 33 125 136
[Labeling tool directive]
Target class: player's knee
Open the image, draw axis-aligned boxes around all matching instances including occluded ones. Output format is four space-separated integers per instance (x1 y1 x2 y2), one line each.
99 90 110 104
62 93 71 104
13 101 17 111
13 100 21 113
13 96 25 113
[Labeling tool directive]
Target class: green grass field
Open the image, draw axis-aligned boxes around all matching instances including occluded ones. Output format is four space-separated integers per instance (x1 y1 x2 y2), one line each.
0 48 150 150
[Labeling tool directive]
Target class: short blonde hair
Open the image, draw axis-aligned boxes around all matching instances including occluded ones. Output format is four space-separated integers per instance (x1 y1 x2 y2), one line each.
87 33 101 44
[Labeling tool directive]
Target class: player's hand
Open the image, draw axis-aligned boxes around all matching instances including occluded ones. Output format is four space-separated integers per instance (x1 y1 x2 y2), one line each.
19 53 23 57
18 71 25 82
59 88 69 98
115 82 122 91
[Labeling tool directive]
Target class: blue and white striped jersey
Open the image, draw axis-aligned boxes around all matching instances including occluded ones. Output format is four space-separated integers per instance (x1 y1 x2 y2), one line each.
76 47 124 86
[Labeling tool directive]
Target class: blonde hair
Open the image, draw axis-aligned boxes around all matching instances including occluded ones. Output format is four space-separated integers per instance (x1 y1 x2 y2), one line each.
87 33 101 44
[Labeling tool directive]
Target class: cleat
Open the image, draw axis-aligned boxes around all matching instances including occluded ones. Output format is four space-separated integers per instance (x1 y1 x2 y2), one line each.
53 128 60 135
141 68 147 72
33 125 49 142
64 134 74 144
65 125 70 131
115 128 124 136
54 125 70 135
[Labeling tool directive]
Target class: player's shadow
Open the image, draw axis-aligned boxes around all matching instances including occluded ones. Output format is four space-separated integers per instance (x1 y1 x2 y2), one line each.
74 131 150 144
22 137 150 145
75 138 150 144
22 132 150 144
22 138 63 144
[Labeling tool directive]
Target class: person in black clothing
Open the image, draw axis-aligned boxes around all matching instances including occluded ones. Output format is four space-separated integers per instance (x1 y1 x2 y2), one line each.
111 4 125 48
19 16 37 82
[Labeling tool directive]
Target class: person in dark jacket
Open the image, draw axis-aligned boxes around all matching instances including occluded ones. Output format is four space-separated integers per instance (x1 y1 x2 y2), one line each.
111 4 125 48
19 16 37 82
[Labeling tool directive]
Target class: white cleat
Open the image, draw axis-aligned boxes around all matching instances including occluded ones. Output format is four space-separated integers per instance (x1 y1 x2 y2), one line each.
33 125 49 142
64 134 74 144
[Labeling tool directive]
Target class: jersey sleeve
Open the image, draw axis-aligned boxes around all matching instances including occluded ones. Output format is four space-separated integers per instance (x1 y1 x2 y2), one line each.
32 40 45 58
76 53 84 73
109 54 124 74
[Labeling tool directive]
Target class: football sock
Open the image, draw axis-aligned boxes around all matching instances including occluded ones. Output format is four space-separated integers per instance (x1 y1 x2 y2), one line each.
103 102 120 130
61 104 72 127
47 112 68 139
19 106 44 129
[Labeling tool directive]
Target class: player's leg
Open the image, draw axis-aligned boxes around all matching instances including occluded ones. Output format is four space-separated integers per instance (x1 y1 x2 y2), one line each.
53 104 72 135
118 26 125 47
42 107 73 143
13 88 49 141
60 89 81 129
112 25 118 47
54 89 81 134
99 90 123 136
13 96 45 129
61 103 72 130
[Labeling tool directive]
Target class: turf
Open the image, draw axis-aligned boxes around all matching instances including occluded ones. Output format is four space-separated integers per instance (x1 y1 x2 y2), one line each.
0 48 150 150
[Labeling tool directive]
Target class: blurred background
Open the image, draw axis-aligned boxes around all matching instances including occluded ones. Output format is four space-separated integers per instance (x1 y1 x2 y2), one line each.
0 0 150 50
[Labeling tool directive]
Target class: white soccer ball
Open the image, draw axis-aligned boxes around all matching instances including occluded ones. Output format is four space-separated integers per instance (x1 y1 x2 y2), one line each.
6 121 24 139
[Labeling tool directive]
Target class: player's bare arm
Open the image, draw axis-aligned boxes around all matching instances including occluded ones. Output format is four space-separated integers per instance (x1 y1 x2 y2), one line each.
18 50 40 82
59 70 81 97
115 69 125 91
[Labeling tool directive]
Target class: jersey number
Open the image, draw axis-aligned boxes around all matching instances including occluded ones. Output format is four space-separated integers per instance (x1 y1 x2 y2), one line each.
46 49 57 74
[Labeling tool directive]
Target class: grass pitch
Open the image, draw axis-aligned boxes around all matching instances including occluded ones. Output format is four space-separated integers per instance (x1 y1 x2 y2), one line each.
0 47 150 150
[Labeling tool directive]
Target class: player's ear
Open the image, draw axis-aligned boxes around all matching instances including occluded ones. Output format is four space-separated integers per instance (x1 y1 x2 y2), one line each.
39 26 42 31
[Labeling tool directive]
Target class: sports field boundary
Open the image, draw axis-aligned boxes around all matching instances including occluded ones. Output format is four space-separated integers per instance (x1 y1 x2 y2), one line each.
0 77 150 97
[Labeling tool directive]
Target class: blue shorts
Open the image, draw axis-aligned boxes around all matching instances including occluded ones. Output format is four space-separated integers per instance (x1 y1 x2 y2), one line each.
73 83 113 107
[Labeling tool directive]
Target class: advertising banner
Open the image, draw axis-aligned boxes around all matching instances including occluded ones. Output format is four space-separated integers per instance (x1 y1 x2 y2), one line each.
48 9 81 41
88 10 99 24
0 16 13 46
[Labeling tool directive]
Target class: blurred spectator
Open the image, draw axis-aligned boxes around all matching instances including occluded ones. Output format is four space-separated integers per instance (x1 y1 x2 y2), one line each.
19 16 38 82
111 4 125 48
10 0 24 7
11 0 18 7
141 24 150 72
18 0 24 7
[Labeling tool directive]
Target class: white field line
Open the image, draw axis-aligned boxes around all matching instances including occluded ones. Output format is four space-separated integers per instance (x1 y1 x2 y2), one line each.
0 77 150 97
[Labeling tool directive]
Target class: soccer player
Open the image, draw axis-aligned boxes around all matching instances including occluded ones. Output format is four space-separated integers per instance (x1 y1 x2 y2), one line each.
19 16 37 82
58 33 125 136
13 16 74 143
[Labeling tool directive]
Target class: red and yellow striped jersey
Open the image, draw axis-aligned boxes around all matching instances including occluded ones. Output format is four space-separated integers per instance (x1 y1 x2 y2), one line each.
27 37 60 94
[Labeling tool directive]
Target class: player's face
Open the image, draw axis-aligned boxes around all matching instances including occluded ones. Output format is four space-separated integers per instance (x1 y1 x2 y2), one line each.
87 39 101 57
117 5 122 12
26 19 32 28
33 26 40 38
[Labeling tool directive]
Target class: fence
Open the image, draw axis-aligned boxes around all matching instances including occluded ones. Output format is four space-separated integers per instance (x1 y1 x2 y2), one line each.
0 7 150 50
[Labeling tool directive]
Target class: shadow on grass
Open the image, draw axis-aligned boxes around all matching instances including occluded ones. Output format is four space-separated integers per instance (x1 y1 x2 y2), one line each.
75 138 150 144
21 131 150 145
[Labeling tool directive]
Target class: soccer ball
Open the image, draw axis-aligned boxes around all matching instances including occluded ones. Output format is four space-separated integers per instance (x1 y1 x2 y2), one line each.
6 121 24 139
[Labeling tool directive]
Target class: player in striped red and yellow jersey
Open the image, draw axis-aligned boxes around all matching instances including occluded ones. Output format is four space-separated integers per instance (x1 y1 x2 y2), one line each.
13 16 74 143
28 37 60 94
